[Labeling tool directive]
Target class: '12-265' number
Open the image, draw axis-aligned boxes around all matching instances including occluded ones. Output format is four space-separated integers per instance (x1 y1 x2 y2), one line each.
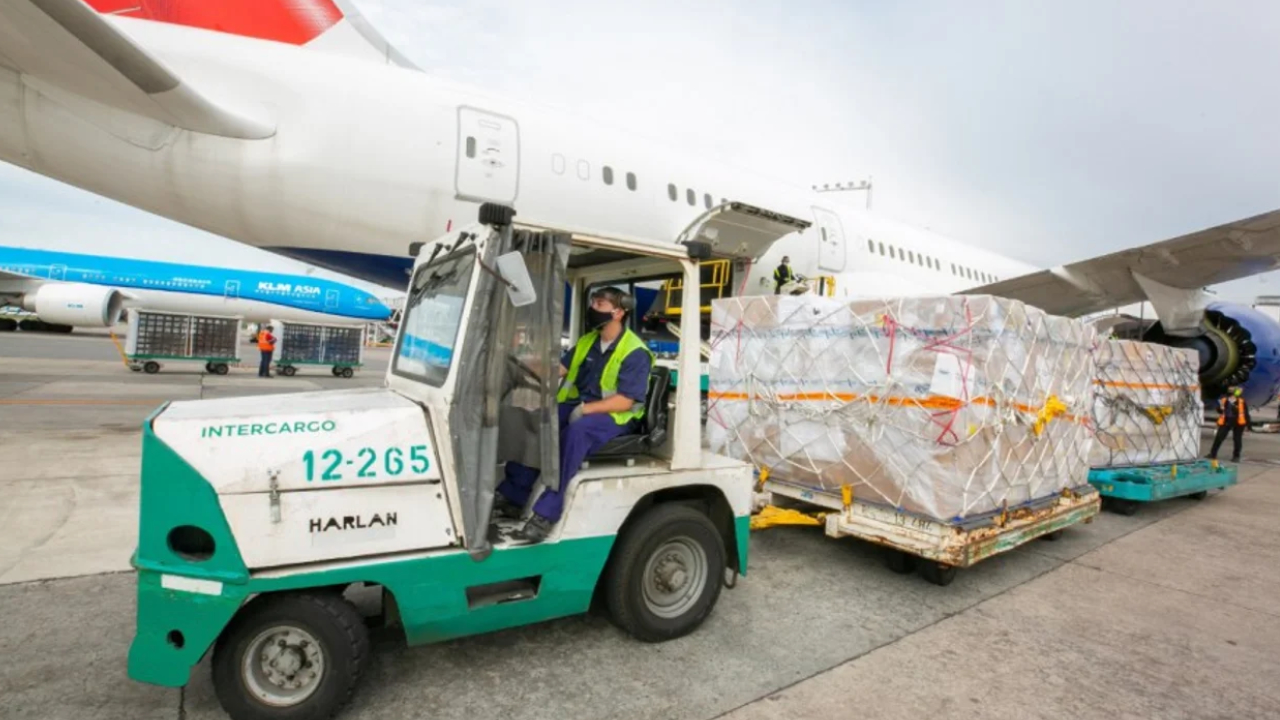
303 445 429 482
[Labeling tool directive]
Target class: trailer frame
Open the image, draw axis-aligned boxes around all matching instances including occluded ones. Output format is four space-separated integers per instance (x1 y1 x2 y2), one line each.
1088 459 1237 515
762 476 1101 585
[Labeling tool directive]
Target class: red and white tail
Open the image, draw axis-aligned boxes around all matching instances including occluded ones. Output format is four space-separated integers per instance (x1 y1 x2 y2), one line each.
85 0 417 68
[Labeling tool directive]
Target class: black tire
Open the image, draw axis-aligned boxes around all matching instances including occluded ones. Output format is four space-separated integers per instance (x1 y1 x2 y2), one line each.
340 367 354 379
281 366 297 377
603 504 726 643
918 561 958 587
212 592 370 720
330 366 341 377
884 549 917 574
214 363 230 376
0 318 16 332
478 202 516 226
1188 491 1209 500
1110 498 1139 516
143 361 160 374
205 362 215 374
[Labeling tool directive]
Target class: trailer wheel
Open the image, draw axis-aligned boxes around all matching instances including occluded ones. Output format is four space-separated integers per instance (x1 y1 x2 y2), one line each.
604 504 725 643
340 367 354 379
213 363 230 376
1109 498 1139 516
212 592 369 720
918 561 957 587
1188 491 1209 500
884 549 917 574
331 366 341 377
280 365 297 377
143 361 160 374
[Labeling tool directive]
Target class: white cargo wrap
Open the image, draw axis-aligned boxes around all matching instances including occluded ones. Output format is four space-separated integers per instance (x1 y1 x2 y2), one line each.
1089 340 1203 468
707 294 1098 522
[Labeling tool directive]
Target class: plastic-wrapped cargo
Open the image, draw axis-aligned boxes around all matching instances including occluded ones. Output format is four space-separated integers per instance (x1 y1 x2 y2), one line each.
707 294 1097 522
1089 340 1202 468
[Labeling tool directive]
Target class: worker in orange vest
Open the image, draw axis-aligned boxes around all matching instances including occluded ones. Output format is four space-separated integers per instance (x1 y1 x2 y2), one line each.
257 325 277 378
1207 386 1250 462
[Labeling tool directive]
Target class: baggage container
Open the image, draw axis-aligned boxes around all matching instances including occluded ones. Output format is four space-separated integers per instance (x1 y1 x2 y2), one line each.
124 309 241 375
274 321 365 378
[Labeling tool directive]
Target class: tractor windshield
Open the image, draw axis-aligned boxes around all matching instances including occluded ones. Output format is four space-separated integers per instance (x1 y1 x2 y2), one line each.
393 248 476 387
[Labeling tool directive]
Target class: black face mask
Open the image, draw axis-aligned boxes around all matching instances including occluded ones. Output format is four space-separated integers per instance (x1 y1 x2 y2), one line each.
586 307 616 330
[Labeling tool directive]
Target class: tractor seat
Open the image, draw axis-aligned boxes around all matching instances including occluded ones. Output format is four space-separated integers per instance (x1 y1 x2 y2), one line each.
588 365 672 459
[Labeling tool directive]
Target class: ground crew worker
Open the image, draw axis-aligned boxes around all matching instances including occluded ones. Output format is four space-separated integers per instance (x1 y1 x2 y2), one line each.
773 256 795 294
1208 386 1250 462
257 325 276 378
495 286 654 542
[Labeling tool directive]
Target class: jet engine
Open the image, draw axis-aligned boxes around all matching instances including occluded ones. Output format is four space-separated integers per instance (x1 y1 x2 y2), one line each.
1114 301 1280 408
20 282 125 327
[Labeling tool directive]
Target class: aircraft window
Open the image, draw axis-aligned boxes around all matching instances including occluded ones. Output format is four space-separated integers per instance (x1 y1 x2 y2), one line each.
878 242 885 256
704 193 712 209
627 172 637 191
668 184 677 201
687 189 696 206
577 160 590 180
888 246 895 259
908 250 915 264
465 137 476 159
603 166 614 185
822 227 829 243
867 239 875 253
552 154 566 174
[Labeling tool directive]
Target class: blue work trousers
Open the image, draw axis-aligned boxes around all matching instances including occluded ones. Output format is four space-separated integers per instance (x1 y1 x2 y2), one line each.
259 350 273 377
497 402 632 522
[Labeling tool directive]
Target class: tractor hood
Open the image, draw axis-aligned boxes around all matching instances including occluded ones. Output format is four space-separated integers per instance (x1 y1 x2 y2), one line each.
147 387 458 570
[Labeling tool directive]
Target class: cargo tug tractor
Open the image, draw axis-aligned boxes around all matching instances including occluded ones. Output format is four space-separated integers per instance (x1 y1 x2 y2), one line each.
126 202 808 720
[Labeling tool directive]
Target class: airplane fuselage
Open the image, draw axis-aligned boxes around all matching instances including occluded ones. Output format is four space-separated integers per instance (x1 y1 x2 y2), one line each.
0 16 1033 293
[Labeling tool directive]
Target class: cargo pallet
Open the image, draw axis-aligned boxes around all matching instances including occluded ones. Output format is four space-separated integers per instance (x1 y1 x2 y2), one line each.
124 309 242 375
1087 460 1237 516
762 476 1100 586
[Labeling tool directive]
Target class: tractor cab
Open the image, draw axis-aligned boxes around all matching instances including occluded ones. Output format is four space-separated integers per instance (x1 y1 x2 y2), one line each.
127 201 808 720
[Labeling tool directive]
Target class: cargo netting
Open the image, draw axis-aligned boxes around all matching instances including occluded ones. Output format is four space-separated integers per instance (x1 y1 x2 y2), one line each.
280 324 363 365
1089 340 1202 468
707 294 1097 523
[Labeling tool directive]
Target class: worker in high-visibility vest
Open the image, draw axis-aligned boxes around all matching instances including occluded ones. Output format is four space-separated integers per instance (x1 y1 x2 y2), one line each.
773 256 795 294
495 286 654 542
256 325 276 378
1207 386 1250 462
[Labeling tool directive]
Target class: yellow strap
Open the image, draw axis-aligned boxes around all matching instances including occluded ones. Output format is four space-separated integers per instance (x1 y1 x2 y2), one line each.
108 330 130 368
750 505 825 531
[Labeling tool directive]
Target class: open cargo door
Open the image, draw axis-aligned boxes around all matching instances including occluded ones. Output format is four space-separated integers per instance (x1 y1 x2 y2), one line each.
675 202 811 261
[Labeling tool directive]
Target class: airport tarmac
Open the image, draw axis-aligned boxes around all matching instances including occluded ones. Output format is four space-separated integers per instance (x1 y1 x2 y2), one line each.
1 329 1278 720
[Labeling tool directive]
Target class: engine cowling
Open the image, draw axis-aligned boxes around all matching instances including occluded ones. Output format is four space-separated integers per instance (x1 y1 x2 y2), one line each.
1121 301 1280 408
20 282 125 327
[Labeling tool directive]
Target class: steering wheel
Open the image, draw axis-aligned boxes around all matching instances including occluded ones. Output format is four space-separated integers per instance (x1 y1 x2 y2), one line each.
505 354 543 392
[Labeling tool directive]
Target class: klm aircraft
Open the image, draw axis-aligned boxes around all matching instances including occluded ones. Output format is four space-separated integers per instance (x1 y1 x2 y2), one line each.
0 246 393 329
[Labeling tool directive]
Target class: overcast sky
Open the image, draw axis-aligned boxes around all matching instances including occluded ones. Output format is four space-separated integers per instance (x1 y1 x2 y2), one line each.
2 0 1278 301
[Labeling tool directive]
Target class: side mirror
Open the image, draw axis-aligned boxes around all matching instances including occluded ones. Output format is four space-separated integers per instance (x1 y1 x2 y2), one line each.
495 251 537 307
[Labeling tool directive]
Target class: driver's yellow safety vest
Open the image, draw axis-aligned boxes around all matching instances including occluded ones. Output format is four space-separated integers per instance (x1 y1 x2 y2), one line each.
558 328 654 425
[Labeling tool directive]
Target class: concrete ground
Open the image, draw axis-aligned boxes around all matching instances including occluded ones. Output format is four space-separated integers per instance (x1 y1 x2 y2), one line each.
1 329 1278 720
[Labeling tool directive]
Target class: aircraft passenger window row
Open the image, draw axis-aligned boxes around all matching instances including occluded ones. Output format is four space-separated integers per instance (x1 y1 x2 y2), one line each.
868 239 944 272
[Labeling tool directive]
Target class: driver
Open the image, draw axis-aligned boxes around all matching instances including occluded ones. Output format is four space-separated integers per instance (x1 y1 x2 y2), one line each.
496 286 654 542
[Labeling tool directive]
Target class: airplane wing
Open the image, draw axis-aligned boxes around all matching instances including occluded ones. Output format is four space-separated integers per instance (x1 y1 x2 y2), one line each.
0 0 273 138
966 209 1280 318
